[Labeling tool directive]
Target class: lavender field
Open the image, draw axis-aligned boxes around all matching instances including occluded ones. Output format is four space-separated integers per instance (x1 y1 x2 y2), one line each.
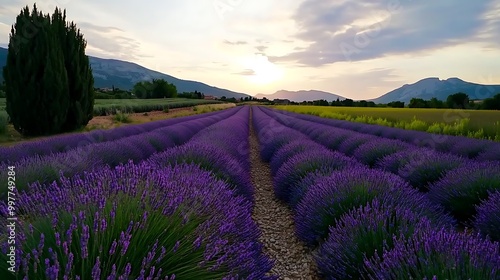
1 105 500 279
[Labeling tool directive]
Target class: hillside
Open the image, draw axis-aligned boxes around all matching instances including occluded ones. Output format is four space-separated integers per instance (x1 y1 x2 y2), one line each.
0 47 249 99
255 90 346 102
372 77 500 104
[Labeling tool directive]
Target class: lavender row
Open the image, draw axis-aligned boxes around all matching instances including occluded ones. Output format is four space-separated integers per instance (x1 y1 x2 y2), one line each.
148 106 254 203
260 107 500 235
265 107 500 161
0 107 241 196
0 106 275 279
0 108 236 164
252 106 500 279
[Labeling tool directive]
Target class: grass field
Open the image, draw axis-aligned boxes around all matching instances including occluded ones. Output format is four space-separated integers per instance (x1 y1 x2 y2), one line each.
274 105 500 140
0 101 234 146
0 98 222 116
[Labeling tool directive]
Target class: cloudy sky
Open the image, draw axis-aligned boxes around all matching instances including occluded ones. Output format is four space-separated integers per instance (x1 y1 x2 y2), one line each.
1 0 499 99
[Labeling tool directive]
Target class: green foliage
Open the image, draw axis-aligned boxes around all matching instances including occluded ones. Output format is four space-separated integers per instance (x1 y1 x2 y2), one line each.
12 195 223 279
3 5 94 136
93 99 220 116
446 92 469 109
275 105 500 141
132 79 177 99
112 111 131 123
0 111 7 134
387 101 405 108
481 93 500 110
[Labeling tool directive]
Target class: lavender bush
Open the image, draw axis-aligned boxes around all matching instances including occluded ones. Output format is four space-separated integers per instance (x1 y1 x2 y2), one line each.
273 149 359 203
474 191 500 241
365 228 500 280
0 163 275 279
428 161 500 222
315 200 434 280
295 169 455 247
352 139 410 167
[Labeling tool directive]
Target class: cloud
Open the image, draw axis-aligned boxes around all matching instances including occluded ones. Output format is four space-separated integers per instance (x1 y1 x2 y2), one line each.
273 0 495 66
223 39 248 45
255 45 267 52
233 69 256 76
77 21 144 60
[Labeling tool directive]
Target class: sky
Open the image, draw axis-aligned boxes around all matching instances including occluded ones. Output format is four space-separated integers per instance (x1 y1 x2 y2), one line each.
1 0 499 100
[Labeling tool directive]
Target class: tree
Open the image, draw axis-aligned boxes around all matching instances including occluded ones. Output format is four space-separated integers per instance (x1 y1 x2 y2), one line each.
132 79 177 99
446 92 469 109
387 101 405 108
409 98 428 108
428 97 445 108
481 93 500 110
4 5 94 136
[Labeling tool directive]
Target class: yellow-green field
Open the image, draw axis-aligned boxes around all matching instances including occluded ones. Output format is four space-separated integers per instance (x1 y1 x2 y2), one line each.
274 105 500 141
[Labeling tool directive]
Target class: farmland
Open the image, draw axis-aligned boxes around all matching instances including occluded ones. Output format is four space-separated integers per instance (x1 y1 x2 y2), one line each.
0 98 222 116
0 99 232 146
1 106 499 279
275 105 500 140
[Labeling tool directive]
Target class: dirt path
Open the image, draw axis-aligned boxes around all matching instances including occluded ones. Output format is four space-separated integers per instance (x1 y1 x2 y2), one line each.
249 110 320 280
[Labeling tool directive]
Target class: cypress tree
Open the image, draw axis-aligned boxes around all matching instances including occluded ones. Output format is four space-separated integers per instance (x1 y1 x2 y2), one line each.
54 9 94 131
4 5 69 136
3 5 94 136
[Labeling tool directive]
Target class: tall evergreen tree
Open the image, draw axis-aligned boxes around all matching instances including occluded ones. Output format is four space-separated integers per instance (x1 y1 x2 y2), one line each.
4 5 70 136
3 4 94 136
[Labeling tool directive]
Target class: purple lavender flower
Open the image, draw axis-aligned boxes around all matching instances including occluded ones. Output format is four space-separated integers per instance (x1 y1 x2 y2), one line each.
315 200 433 279
474 191 500 241
428 160 500 222
365 227 500 279
273 148 360 203
295 168 455 247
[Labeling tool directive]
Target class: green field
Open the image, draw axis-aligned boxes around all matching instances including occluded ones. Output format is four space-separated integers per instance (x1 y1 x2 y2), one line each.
0 98 222 116
274 105 500 141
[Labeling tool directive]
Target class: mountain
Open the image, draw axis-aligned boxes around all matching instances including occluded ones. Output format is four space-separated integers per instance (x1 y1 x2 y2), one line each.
255 90 346 102
0 47 249 99
372 77 500 104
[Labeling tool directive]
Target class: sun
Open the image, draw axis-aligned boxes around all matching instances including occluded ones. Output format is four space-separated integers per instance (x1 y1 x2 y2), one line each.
247 54 283 84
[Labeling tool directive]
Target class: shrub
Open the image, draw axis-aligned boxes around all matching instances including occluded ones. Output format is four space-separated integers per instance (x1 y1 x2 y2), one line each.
365 228 500 280
474 191 500 241
269 139 324 175
314 130 350 151
476 143 500 161
337 134 376 156
398 151 465 191
258 130 306 162
428 161 500 222
112 111 131 123
352 139 410 167
148 142 253 202
315 200 434 279
295 169 455 247
273 149 359 203
450 139 494 159
289 171 331 210
375 147 433 174
0 163 275 279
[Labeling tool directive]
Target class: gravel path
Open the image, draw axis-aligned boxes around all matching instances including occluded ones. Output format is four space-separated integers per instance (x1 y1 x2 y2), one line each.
249 112 321 280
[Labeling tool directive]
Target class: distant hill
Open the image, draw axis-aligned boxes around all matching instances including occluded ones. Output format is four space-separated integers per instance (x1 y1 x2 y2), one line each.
255 90 346 102
372 77 500 104
0 47 250 99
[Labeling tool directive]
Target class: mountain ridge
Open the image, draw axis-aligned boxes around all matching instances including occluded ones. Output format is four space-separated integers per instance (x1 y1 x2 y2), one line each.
1 47 500 102
0 47 249 99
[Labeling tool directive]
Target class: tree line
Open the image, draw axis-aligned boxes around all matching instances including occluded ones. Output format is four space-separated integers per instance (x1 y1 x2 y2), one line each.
406 93 500 110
